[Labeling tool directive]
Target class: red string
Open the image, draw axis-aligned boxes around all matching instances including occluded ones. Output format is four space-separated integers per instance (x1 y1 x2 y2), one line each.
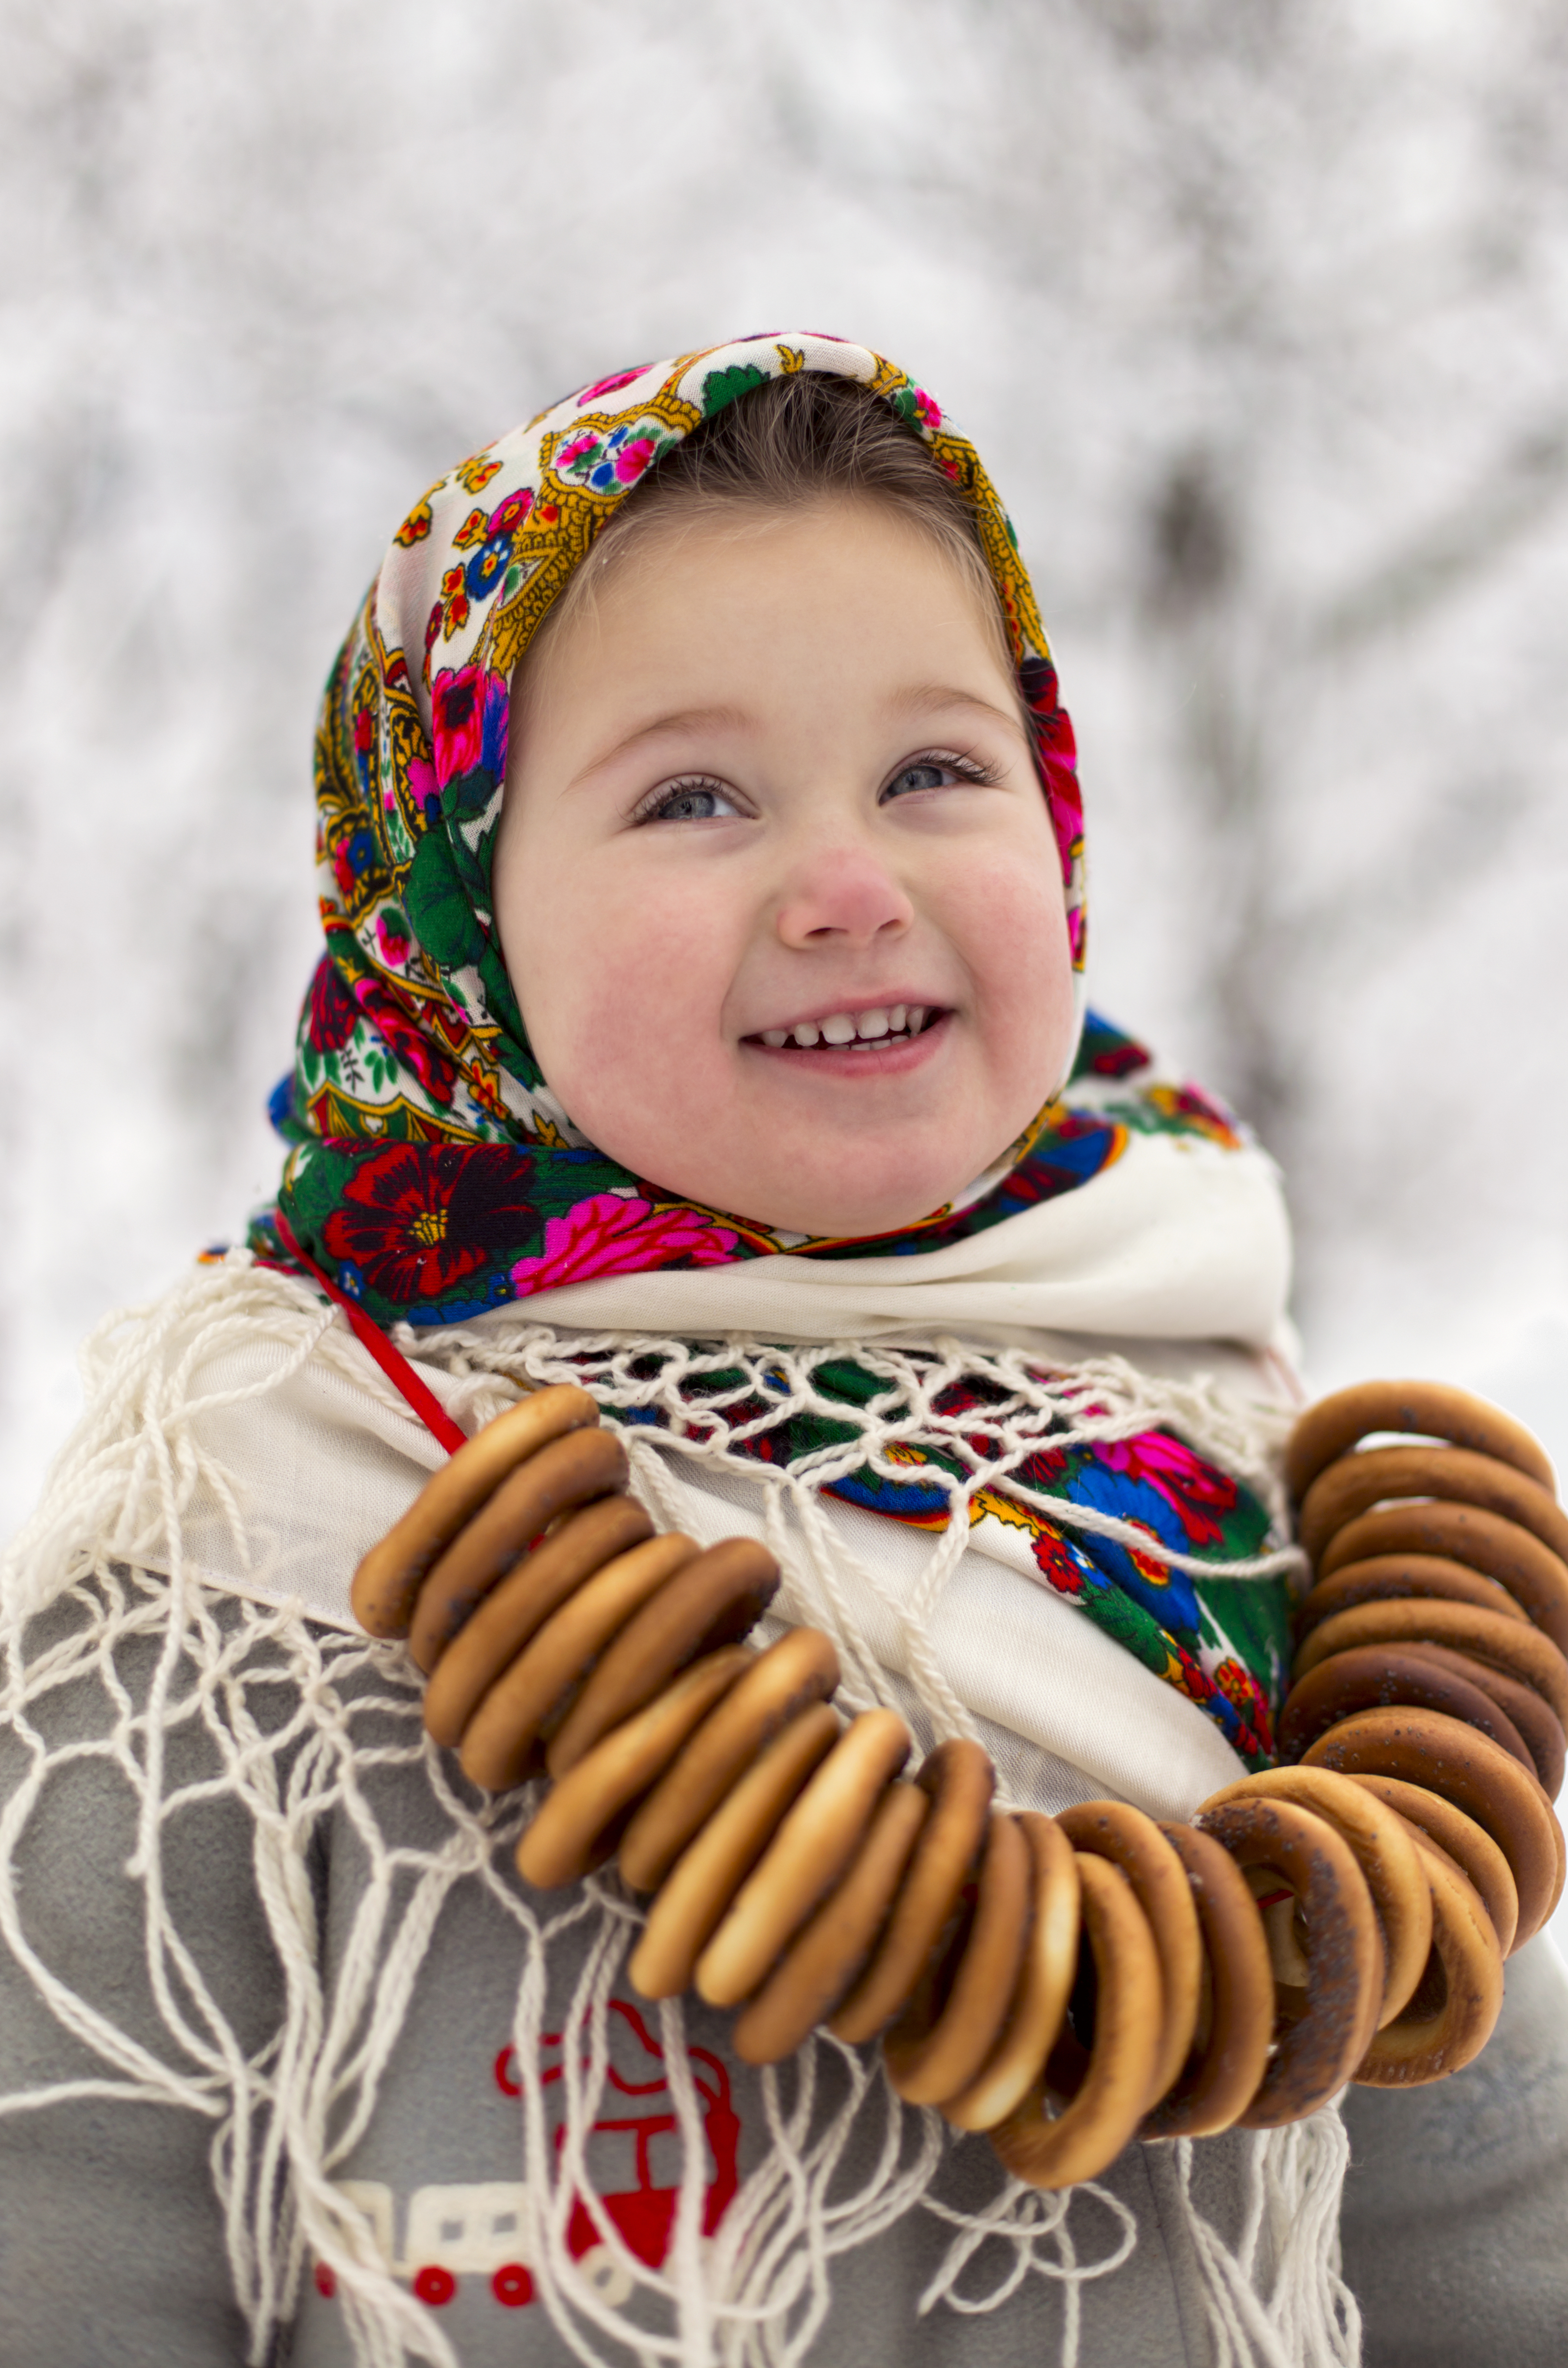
268 1214 469 1458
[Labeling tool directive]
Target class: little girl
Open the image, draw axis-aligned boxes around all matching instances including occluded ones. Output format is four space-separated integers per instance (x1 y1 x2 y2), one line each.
1 335 1564 2368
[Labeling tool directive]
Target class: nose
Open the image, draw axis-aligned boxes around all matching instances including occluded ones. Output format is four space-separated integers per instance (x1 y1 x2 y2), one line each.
774 843 915 952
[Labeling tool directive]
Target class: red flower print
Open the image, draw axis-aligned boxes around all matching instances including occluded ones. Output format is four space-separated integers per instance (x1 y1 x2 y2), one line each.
306 955 359 1053
322 1144 537 1302
348 972 459 1106
511 1194 739 1294
430 665 509 790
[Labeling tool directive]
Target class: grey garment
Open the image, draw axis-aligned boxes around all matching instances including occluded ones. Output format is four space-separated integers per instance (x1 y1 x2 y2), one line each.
0 1581 1558 2368
1338 1936 1568 2368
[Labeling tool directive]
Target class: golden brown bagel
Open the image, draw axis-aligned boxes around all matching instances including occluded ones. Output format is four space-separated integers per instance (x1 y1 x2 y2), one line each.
1202 1765 1431 2026
988 1854 1163 2190
1293 1557 1527 1643
828 1737 995 2046
1140 1823 1274 2140
1339 1773 1519 1956
1277 1646 1536 1777
1057 1800 1203 2105
942 1813 1081 2133
1299 1444 1568 1571
423 1494 656 1748
884 1811 1032 2107
731 1782 930 2066
1194 1793 1384 2126
514 1647 754 1889
457 1532 698 1791
351 1384 599 1636
1396 1642 1566 1799
1291 1597 1568 1733
409 1425 629 1672
1285 1381 1555 1504
1318 1502 1568 1656
629 1702 841 2000
618 1626 842 1892
1302 1705 1564 1946
696 1709 912 2008
1354 1832 1504 2087
546 1537 781 1776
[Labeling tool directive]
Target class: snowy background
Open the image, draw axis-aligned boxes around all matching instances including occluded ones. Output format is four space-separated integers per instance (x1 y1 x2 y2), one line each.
2 0 1566 1938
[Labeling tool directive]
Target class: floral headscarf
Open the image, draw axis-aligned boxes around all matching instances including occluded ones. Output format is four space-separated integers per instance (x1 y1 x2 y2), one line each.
254 333 1290 1765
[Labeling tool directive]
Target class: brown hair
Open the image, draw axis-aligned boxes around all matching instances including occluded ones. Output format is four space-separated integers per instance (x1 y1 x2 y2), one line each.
528 371 1007 664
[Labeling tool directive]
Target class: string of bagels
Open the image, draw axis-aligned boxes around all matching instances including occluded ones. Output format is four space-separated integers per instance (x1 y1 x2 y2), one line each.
352 1378 1568 2193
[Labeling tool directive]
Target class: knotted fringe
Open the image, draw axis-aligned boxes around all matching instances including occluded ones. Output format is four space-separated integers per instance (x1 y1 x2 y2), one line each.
0 1264 1354 2366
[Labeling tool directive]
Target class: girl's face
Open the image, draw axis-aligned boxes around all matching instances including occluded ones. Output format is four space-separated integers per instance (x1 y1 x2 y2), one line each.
494 499 1076 1237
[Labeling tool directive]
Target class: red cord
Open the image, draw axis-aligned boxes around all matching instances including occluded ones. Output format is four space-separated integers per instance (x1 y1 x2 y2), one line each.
268 1214 469 1457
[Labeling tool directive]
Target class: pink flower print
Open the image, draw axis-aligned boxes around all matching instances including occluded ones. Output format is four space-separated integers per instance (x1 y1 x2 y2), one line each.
1098 1430 1237 1548
911 388 942 432
556 432 601 472
376 909 411 968
511 1194 740 1294
577 365 649 405
613 435 659 485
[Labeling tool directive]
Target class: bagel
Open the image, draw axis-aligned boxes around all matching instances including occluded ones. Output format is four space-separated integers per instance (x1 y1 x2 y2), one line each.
828 1737 995 2046
1140 1823 1274 2140
1194 1794 1384 2126
1277 1646 1535 1777
731 1782 930 2066
1293 1556 1527 1643
988 1853 1163 2190
1285 1381 1555 1504
1395 1641 1565 1799
457 1532 698 1791
1354 1831 1504 2087
1202 1765 1430 2026
546 1537 781 1776
942 1814 1081 2133
629 1704 841 2000
423 1494 657 1748
696 1709 912 2008
514 1646 754 1889
619 1626 841 1892
1291 1597 1568 1733
1056 1800 1203 2105
351 1383 599 1636
408 1425 629 1672
1318 1502 1568 1656
1299 1443 1568 1571
1301 1705 1565 1947
1338 1773 1519 1956
884 1811 1032 2107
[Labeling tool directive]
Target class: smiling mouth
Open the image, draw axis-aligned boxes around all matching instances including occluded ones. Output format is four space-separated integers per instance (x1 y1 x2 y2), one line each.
744 1002 945 1051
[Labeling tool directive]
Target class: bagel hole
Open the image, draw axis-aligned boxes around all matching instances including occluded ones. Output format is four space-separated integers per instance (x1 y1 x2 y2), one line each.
1391 1944 1448 2026
1042 1929 1098 2099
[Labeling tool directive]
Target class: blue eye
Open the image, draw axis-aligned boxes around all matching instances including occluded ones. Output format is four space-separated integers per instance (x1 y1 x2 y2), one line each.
885 762 950 798
642 778 741 822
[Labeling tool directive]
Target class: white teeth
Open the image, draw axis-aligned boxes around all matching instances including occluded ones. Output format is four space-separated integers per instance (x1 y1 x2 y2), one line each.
768 1005 933 1049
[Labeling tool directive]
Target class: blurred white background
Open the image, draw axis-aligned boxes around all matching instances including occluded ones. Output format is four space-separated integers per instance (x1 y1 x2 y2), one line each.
2 0 1566 1941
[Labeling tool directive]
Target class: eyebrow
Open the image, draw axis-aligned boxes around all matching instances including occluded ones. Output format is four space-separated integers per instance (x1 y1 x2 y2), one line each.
567 704 755 788
891 683 1027 732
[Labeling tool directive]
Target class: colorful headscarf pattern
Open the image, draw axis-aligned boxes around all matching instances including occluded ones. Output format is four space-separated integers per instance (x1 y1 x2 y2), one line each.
253 333 1289 1764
